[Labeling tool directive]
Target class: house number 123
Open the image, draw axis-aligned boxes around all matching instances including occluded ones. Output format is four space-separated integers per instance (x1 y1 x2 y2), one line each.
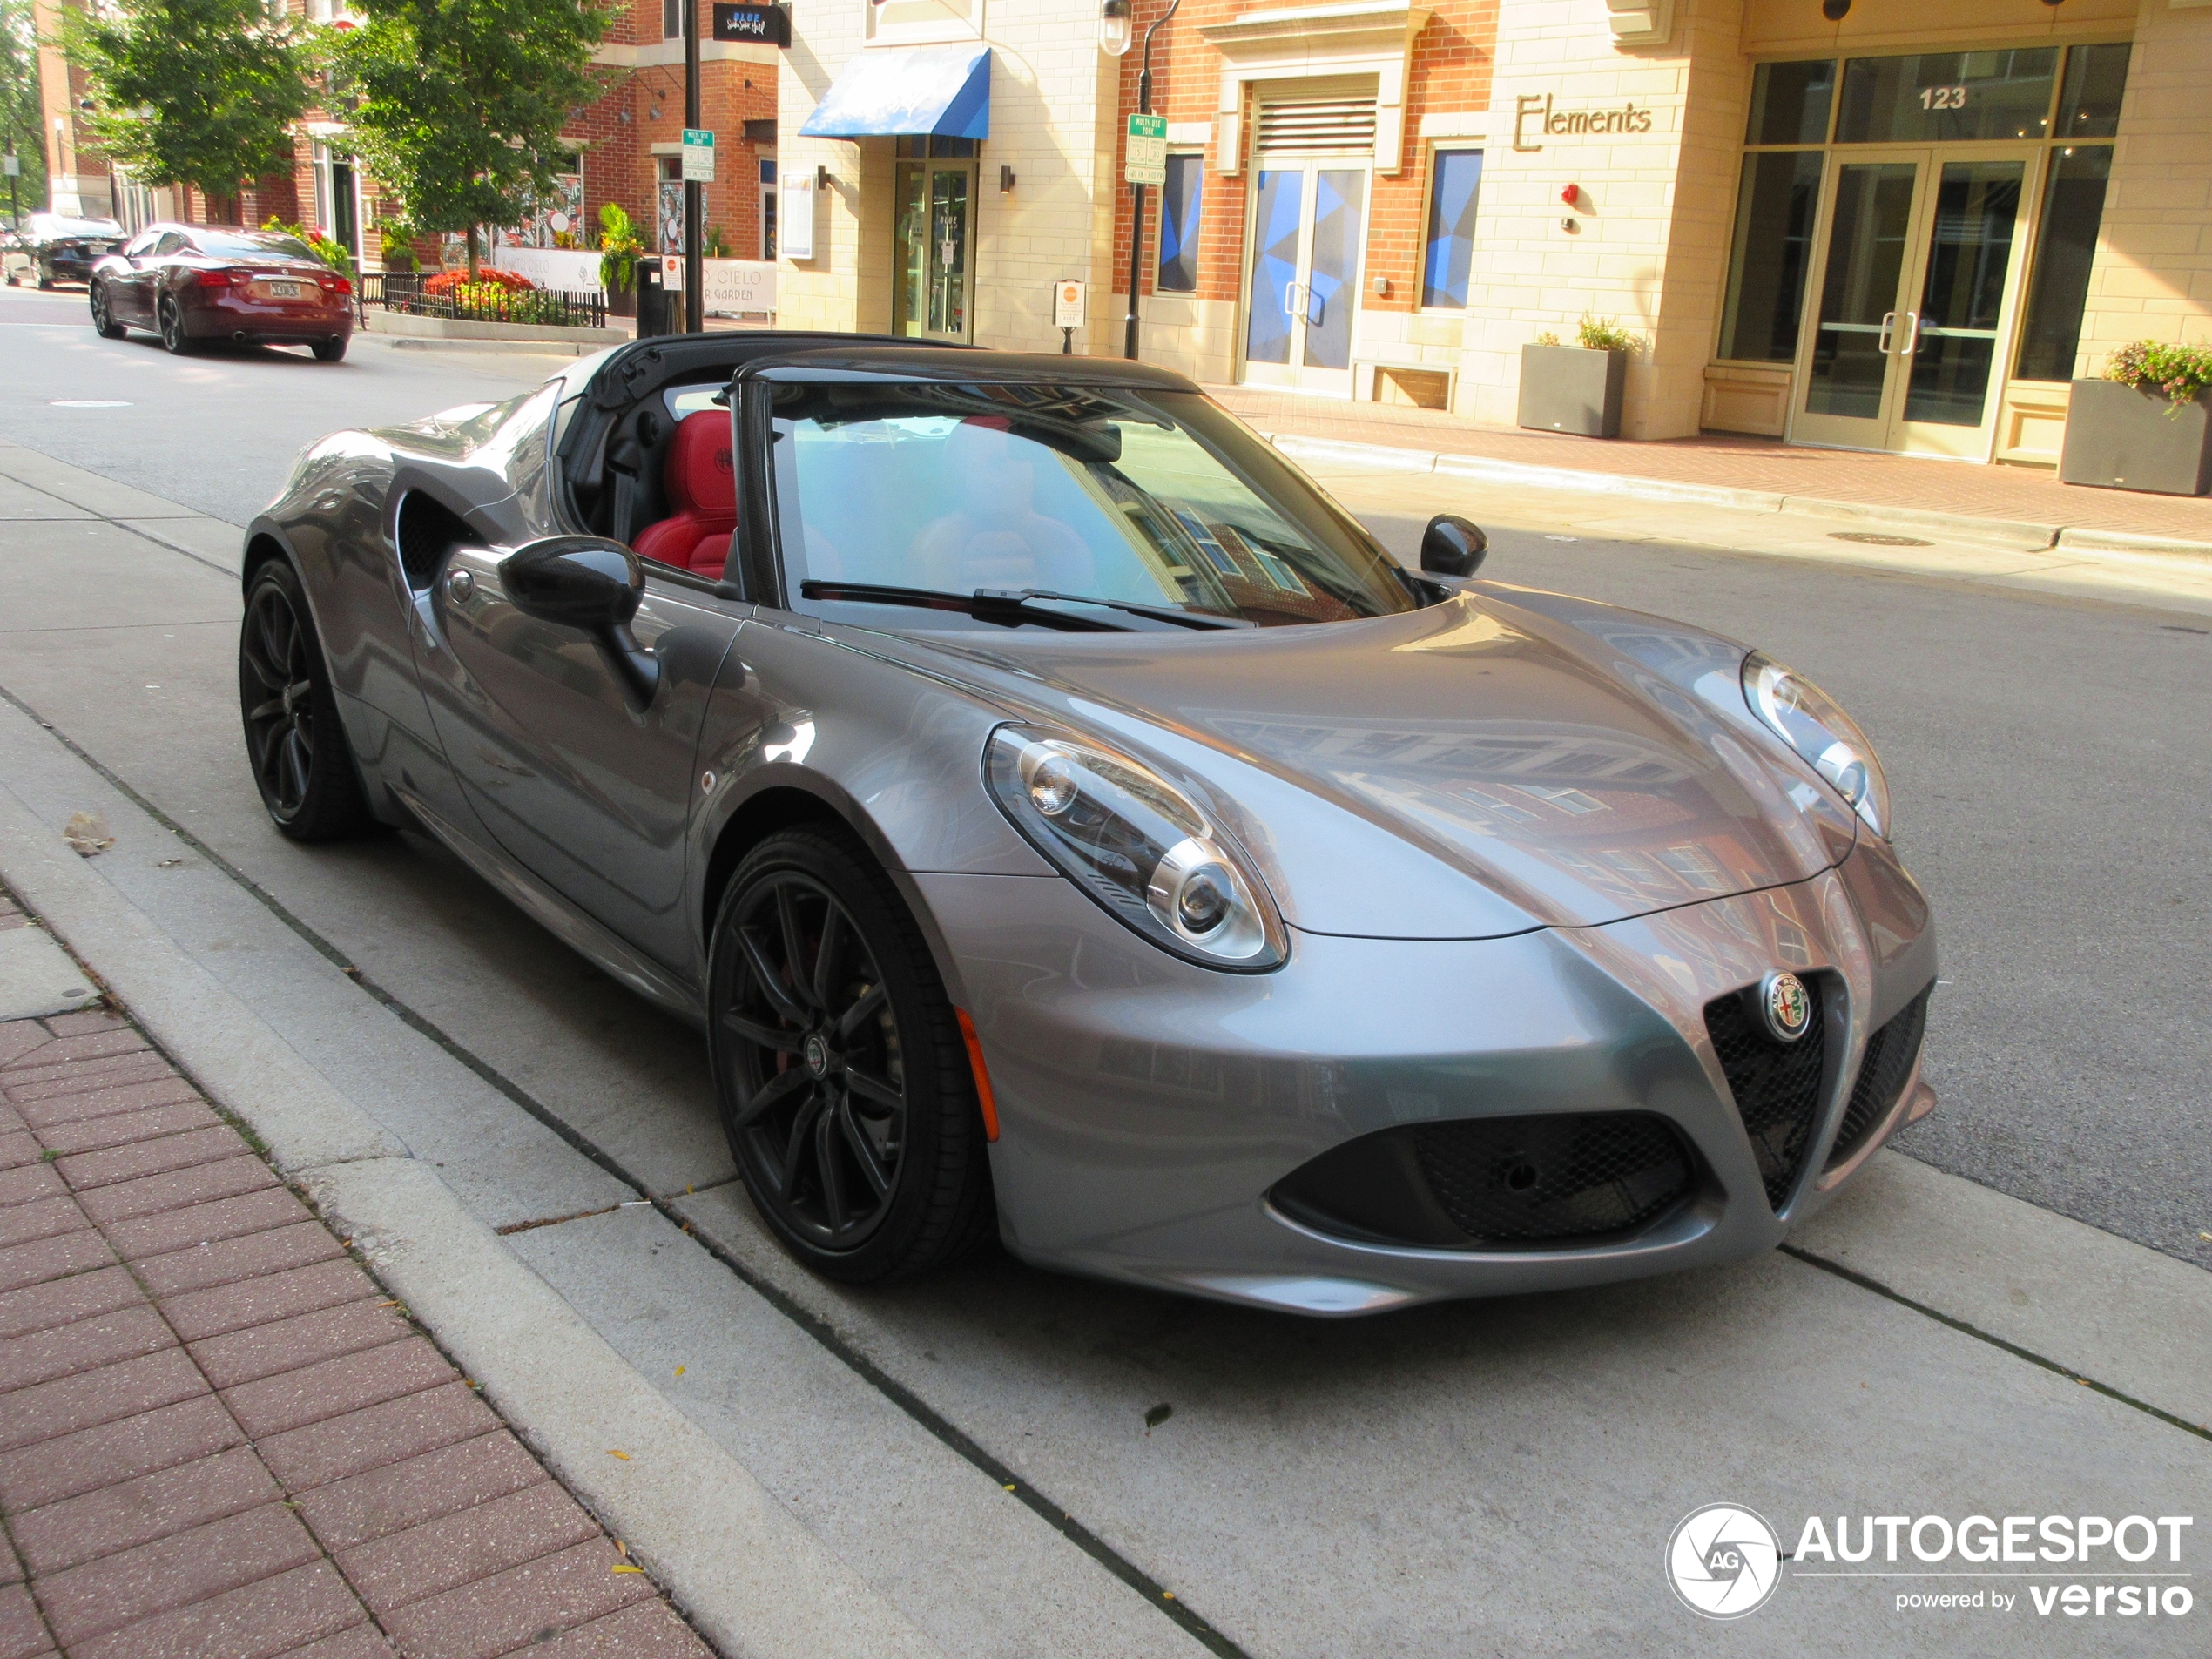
1919 85 1967 111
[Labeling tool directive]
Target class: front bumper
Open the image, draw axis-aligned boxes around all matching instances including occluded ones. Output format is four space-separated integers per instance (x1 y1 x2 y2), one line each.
927 836 1935 1314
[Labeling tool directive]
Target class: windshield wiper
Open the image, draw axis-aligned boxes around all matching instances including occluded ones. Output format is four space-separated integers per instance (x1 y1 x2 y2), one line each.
982 589 1249 630
798 581 1132 632
799 582 1248 632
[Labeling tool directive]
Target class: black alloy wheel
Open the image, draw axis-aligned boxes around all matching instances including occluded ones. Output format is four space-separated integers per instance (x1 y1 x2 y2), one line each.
709 828 994 1283
238 560 374 841
158 295 192 354
89 282 125 339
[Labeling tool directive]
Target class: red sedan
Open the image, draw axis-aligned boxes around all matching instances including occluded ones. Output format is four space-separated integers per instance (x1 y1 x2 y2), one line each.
89 223 354 361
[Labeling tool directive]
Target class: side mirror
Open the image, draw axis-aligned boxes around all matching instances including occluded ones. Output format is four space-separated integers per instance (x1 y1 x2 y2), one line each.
1420 514 1488 578
499 536 660 701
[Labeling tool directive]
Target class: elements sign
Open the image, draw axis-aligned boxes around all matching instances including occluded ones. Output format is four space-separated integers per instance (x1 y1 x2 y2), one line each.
1125 114 1167 187
1514 93 1654 152
682 128 716 184
711 3 791 45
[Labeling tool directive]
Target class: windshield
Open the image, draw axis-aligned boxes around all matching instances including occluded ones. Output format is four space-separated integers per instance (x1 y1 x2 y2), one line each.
192 231 320 260
769 381 1420 629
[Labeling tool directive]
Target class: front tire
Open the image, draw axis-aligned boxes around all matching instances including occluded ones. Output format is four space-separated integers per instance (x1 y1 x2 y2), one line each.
158 296 194 354
90 283 125 339
239 560 375 841
708 827 994 1284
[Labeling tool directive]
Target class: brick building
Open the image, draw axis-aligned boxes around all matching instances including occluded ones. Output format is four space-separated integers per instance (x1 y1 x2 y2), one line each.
779 0 2212 470
30 0 779 274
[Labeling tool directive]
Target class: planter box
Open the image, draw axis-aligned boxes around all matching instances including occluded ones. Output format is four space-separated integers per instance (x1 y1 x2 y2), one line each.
1518 344 1626 439
2059 379 2212 496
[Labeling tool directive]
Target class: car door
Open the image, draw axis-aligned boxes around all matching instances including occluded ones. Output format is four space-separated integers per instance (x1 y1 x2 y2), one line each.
109 230 160 321
412 538 748 978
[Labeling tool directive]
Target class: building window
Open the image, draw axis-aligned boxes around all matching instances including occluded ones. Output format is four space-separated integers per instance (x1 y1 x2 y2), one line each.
1834 49 2059 146
759 157 777 260
1718 150 1824 362
663 0 680 40
2015 144 2114 382
1744 59 1835 146
1157 152 1203 293
1420 147 1483 310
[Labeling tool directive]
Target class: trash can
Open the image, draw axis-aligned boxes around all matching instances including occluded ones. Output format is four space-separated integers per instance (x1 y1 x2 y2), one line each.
634 256 674 339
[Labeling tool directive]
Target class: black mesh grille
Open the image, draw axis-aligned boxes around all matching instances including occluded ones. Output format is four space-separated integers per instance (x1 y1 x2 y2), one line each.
1704 981 1828 1213
1409 1113 1695 1244
1826 987 1932 1171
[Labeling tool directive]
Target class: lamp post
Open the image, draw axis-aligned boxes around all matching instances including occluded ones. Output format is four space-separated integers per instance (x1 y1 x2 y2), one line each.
1106 0 1178 361
684 0 704 332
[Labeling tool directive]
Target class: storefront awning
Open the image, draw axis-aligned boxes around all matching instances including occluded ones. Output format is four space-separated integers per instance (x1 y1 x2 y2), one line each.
799 43 992 141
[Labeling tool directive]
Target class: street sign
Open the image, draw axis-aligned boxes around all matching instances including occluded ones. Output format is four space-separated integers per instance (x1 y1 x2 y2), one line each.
1053 279 1085 329
1124 113 1167 187
1 155 17 178
662 254 685 291
681 128 716 184
710 3 791 45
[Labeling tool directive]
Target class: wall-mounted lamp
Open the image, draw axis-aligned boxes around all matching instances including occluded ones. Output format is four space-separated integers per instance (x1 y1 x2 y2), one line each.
1100 0 1132 57
1000 165 1016 193
1820 0 1849 20
816 165 832 189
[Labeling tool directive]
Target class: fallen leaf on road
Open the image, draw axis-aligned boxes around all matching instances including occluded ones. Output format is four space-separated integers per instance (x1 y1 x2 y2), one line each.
1144 1402 1173 1431
64 813 114 855
674 1366 685 1378
611 1565 644 1575
155 858 185 869
607 1449 631 1460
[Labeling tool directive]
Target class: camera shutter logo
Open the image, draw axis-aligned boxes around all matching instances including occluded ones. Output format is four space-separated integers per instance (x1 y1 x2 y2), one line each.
1668 1504 1782 1619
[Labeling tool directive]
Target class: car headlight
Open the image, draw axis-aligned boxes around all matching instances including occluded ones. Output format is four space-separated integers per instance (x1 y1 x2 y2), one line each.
985 725 1286 970
1741 651 1890 837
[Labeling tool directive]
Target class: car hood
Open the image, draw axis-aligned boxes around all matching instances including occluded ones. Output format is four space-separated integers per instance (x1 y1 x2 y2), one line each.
885 590 1858 939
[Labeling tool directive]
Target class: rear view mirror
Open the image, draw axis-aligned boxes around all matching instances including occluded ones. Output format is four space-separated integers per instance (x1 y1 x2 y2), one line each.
500 536 659 700
1420 514 1488 578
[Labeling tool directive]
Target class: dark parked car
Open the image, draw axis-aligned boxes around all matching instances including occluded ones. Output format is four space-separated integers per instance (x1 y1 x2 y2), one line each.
90 222 354 360
5 212 125 288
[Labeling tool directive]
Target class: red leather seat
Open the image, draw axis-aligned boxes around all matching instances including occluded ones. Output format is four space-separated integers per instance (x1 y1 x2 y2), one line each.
631 409 736 577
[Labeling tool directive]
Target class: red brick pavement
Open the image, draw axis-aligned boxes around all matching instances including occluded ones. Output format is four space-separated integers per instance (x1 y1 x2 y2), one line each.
1209 384 2212 547
0 889 713 1659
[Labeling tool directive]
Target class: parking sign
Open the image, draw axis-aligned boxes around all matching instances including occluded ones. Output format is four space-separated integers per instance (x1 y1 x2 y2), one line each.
1124 114 1167 187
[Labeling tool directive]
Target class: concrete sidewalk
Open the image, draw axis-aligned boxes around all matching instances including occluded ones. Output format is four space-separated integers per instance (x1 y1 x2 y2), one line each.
1211 384 2212 556
0 890 714 1659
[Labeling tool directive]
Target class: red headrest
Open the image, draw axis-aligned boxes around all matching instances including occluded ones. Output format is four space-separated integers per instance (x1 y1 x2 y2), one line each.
664 408 735 516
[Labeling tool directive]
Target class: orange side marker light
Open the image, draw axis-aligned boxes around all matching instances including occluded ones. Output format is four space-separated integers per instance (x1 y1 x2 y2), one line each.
955 1009 1001 1142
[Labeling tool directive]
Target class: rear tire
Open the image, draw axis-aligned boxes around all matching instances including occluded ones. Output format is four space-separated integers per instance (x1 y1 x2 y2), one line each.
90 283 125 340
312 336 347 362
239 559 376 842
708 827 995 1285
158 297 194 354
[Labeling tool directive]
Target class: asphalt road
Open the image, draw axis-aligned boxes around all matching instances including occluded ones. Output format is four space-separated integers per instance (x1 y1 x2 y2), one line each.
3 281 2200 1268
3 282 2209 1657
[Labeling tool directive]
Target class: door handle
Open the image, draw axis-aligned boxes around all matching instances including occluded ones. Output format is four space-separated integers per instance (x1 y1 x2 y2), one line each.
1898 311 1921 355
1876 311 1897 354
1284 280 1301 320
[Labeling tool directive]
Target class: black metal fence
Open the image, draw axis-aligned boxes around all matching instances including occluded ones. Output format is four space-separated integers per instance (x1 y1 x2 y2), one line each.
359 270 605 330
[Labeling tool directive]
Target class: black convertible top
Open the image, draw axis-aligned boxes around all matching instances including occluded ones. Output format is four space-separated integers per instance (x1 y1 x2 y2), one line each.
740 345 1200 394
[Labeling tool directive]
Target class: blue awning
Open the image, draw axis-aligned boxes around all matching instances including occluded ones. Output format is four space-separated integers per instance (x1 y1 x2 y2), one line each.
799 43 991 140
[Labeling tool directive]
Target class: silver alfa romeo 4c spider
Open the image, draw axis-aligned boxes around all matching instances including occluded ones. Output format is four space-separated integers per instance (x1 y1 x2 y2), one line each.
238 334 1935 1315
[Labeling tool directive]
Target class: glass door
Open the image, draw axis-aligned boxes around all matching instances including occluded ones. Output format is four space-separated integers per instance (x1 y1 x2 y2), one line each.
894 159 975 342
1241 161 1369 397
1793 146 2035 455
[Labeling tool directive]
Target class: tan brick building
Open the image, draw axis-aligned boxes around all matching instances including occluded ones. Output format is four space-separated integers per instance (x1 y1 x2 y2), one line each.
779 0 2212 469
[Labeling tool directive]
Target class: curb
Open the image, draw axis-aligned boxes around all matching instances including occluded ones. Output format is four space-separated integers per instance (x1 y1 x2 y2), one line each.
0 764 943 1659
375 335 613 359
1264 431 2212 560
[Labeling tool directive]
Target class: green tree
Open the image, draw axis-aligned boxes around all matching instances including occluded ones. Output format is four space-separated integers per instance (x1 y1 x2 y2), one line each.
340 0 610 278
1 0 51 221
62 0 314 212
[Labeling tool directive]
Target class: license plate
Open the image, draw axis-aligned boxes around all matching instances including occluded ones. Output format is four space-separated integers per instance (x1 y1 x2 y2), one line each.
260 280 304 300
